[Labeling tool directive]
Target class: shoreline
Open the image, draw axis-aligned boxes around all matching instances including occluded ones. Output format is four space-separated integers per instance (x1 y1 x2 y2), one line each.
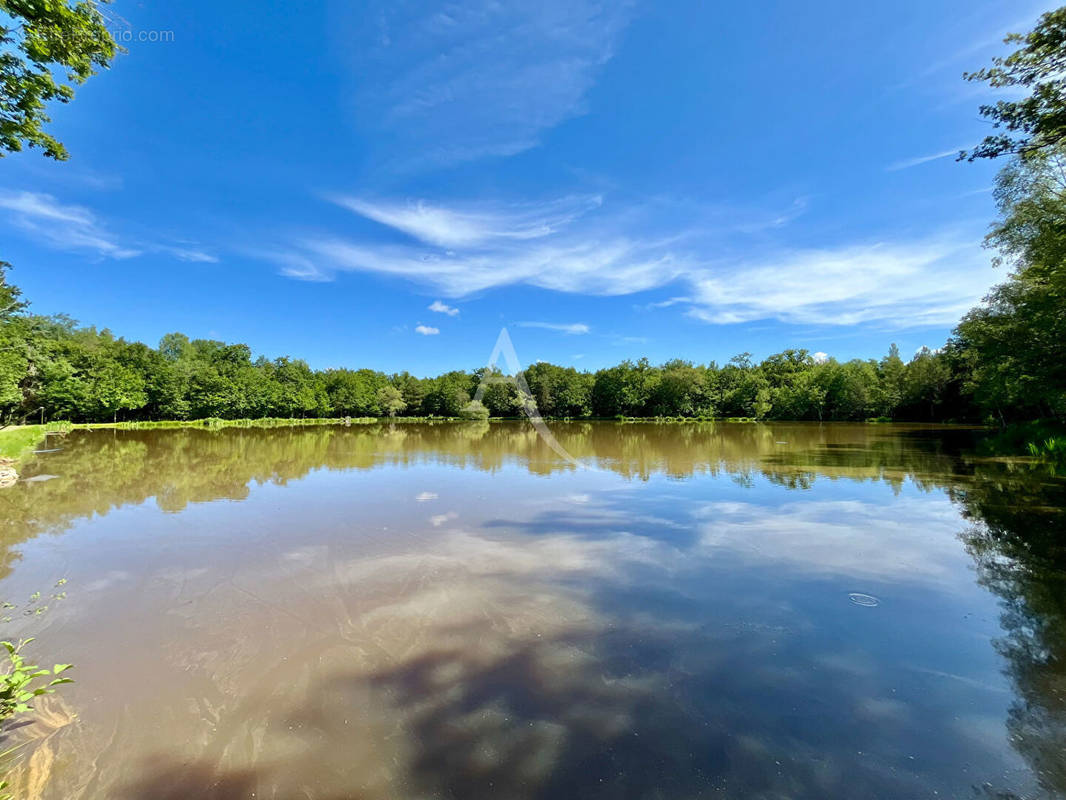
0 416 1025 488
0 415 989 452
0 424 73 487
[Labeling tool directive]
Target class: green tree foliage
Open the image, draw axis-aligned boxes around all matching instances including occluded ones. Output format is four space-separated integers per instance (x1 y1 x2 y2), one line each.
0 264 1043 426
524 362 593 418
422 371 474 417
963 8 1066 162
0 0 118 159
951 146 1066 422
377 385 406 417
0 263 24 319
944 18 1066 424
899 347 952 420
459 400 490 420
0 263 28 411
877 344 906 413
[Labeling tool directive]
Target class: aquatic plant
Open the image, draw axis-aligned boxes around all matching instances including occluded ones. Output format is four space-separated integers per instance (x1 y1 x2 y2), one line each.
0 639 74 798
0 639 73 722
1027 437 1066 463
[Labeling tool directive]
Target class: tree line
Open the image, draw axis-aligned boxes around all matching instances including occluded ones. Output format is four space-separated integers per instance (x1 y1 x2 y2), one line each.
0 271 1021 424
0 105 1061 427
1 10 1065 427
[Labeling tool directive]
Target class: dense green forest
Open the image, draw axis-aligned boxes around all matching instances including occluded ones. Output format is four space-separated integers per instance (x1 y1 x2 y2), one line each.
0 116 1063 424
0 115 1063 424
0 112 1064 424
0 239 1057 424
0 289 964 424
1 11 1064 427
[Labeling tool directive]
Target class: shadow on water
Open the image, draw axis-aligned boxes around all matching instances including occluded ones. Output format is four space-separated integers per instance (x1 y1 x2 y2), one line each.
115 596 1053 799
955 471 1066 798
1 422 1064 798
122 494 1065 797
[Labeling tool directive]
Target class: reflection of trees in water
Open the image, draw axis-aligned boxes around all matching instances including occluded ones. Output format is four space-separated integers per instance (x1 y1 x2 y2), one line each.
953 468 1066 799
2 422 1065 798
0 420 966 582
0 421 978 541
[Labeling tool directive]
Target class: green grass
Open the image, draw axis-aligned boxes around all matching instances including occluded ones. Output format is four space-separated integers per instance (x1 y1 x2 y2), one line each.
1 417 499 455
1027 436 1066 463
982 419 1066 453
77 416 441 431
0 423 71 462
0 427 45 461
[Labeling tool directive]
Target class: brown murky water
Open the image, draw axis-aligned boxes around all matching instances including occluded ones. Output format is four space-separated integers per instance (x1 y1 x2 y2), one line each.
0 421 1064 799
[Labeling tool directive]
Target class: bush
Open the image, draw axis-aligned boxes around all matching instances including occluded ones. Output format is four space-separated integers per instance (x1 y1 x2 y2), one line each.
1027 437 1066 463
459 401 489 421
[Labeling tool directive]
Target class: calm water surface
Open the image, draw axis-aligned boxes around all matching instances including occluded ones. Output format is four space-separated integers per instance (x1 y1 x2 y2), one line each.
0 421 1064 799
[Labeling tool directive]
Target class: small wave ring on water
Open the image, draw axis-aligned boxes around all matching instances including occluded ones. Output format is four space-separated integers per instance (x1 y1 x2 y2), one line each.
848 592 880 607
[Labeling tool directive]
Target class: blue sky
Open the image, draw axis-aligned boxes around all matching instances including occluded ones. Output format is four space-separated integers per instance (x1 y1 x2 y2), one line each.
0 0 1047 375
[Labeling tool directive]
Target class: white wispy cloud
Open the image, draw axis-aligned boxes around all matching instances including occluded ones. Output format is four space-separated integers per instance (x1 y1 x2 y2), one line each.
332 195 601 248
428 300 459 316
261 251 332 282
415 324 440 336
516 321 590 334
643 296 691 310
685 239 993 327
285 194 688 296
270 193 997 329
0 190 141 258
349 0 635 168
885 149 961 171
732 196 810 232
18 162 124 191
160 245 219 263
292 232 686 297
0 190 218 263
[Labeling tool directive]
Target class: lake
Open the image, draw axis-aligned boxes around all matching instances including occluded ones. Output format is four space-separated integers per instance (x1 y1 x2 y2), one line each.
0 421 1063 799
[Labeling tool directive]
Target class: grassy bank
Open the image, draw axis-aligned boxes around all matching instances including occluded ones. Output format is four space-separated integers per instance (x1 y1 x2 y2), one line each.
75 416 441 431
0 417 461 452
0 423 73 463
4 415 990 441
0 414 994 460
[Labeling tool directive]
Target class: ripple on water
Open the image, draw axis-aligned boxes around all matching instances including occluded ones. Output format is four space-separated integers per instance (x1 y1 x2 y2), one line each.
848 592 880 607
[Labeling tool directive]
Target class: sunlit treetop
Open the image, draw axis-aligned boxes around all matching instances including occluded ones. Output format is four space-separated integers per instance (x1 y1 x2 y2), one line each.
0 0 118 160
0 261 26 319
963 7 1066 161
